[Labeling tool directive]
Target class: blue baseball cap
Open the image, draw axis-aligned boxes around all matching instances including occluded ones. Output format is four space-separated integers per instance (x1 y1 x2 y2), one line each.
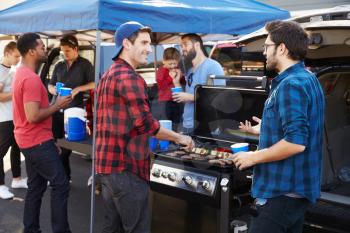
112 21 150 60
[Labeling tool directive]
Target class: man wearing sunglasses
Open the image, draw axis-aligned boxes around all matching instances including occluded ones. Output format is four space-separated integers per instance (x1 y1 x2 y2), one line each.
173 34 225 135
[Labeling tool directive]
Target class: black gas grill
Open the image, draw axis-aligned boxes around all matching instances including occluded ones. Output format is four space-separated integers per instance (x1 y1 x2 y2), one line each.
150 82 268 233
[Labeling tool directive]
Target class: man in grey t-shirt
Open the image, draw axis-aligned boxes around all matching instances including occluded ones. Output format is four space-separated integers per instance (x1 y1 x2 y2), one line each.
0 41 28 200
173 34 225 134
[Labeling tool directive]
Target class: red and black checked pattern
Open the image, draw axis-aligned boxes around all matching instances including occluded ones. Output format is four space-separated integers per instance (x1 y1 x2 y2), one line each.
95 59 160 181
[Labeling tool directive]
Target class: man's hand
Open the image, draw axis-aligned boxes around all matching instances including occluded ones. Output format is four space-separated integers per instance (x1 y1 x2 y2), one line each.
228 151 257 170
55 95 72 109
172 92 194 103
177 135 195 151
239 116 261 135
55 142 62 155
0 82 12 102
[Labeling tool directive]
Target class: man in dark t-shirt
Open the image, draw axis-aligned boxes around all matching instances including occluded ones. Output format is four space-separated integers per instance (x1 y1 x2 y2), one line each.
48 35 94 181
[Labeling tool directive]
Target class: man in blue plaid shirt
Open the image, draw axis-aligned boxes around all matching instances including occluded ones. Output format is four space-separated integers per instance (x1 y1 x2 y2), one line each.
231 21 325 233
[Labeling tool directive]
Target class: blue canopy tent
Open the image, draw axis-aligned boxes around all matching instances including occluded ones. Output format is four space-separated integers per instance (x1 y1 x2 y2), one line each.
0 0 290 79
0 0 289 35
0 1 289 232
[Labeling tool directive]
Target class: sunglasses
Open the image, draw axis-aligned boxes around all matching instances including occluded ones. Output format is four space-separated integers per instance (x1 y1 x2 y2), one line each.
67 39 78 47
188 73 193 87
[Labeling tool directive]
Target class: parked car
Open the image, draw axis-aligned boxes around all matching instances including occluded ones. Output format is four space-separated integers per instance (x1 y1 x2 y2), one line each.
210 5 350 233
209 39 266 77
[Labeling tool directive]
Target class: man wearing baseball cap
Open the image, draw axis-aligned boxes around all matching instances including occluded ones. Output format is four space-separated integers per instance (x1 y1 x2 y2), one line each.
95 21 194 232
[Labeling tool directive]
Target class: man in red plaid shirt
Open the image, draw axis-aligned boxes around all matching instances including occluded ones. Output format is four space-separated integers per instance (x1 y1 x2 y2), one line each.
95 21 194 233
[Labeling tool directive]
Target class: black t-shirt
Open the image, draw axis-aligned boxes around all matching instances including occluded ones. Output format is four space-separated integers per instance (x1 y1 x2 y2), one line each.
50 56 94 108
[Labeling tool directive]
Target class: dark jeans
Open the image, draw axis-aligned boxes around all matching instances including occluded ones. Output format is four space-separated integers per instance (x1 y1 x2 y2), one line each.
21 139 71 233
100 171 150 233
52 111 72 180
249 196 310 233
60 148 72 180
0 121 21 185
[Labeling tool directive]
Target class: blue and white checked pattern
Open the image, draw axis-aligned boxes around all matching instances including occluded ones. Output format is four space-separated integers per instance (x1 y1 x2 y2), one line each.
252 62 325 203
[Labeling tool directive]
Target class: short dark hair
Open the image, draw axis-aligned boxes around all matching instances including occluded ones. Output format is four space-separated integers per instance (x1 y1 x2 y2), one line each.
128 27 152 44
60 35 79 49
163 47 180 61
3 41 17 55
181 33 208 57
17 33 41 56
265 20 309 61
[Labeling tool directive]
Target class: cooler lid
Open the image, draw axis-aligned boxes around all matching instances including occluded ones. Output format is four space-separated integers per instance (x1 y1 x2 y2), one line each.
193 85 268 145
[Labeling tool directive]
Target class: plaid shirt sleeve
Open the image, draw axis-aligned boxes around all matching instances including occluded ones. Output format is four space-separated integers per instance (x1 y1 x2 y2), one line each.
119 72 160 136
277 79 309 146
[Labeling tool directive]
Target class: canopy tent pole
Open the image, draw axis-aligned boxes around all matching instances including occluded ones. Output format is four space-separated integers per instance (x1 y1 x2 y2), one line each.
154 44 157 73
90 30 101 233
153 32 158 76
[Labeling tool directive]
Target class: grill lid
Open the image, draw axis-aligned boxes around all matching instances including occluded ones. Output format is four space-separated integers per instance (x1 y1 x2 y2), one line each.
193 85 268 145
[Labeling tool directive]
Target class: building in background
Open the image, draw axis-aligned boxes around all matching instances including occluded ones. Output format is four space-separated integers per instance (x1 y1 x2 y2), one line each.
0 0 25 10
258 0 349 11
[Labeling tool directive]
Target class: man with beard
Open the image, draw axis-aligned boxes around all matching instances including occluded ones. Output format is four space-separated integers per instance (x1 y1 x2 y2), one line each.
173 33 225 135
231 21 325 233
13 33 72 233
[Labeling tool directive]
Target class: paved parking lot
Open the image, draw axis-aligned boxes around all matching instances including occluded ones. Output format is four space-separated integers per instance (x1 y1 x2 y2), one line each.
0 151 105 233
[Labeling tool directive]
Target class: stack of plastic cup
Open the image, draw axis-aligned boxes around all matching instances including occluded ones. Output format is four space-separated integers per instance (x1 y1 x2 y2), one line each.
56 82 64 95
171 87 182 93
231 143 249 154
149 137 158 151
59 87 72 112
60 87 72 96
159 120 172 151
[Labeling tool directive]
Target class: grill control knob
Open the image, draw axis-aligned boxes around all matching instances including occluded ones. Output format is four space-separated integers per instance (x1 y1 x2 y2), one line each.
182 176 193 185
202 180 211 191
161 171 168 178
152 169 161 177
168 172 177 182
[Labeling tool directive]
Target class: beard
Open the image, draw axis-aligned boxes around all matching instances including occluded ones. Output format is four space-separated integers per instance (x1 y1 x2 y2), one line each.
37 54 48 64
265 51 280 73
266 59 278 71
182 48 196 72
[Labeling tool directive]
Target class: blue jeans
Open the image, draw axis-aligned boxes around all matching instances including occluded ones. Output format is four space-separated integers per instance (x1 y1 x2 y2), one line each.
100 171 150 233
21 139 71 233
249 196 310 233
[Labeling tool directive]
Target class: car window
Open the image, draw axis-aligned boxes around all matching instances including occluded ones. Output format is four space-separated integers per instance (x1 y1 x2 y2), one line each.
211 46 266 76
211 46 242 75
240 52 266 76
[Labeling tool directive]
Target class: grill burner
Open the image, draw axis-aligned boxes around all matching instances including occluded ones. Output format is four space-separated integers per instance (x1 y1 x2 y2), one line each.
165 148 234 165
154 140 257 170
